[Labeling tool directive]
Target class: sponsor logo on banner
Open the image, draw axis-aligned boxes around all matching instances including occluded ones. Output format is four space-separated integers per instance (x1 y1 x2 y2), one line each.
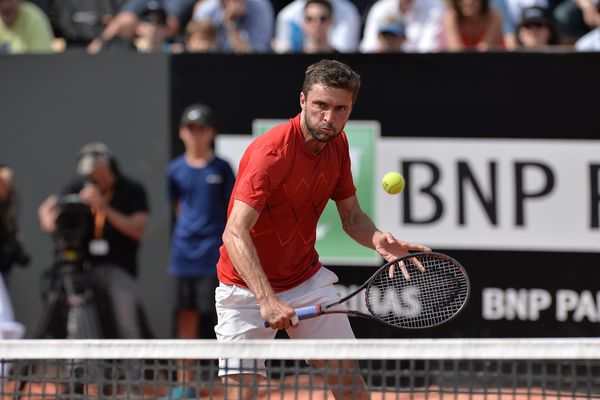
377 138 600 252
483 287 600 323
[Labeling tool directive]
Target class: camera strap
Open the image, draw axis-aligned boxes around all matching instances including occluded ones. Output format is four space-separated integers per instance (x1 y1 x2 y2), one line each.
94 211 105 238
89 190 113 256
92 190 113 238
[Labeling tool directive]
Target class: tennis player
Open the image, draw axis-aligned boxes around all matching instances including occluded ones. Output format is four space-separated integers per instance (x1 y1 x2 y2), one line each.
216 59 431 399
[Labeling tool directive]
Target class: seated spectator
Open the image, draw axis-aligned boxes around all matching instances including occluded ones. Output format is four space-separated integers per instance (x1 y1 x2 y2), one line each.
360 0 447 53
575 24 600 49
192 0 274 52
490 0 549 49
0 165 30 286
376 17 406 51
273 0 360 53
515 5 560 49
301 0 336 52
574 1 600 49
554 0 600 43
0 0 54 54
135 0 171 52
183 19 219 52
442 0 504 51
0 273 24 340
87 0 196 54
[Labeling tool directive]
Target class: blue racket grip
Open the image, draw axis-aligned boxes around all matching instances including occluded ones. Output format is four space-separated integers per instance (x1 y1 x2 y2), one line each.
263 306 322 328
295 306 321 320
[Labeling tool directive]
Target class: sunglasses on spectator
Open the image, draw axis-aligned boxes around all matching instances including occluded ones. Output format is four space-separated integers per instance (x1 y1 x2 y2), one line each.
304 15 331 23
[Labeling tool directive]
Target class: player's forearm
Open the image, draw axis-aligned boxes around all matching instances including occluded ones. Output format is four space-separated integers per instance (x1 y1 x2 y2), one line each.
223 226 277 302
341 207 381 250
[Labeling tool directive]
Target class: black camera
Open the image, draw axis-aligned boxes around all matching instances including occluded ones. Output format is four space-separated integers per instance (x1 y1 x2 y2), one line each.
53 194 94 265
37 194 101 339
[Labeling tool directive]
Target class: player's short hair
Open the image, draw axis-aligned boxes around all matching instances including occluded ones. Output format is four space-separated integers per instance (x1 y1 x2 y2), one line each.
302 59 361 104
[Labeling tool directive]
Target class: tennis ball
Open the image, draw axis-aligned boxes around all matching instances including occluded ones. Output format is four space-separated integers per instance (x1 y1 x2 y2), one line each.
382 172 405 194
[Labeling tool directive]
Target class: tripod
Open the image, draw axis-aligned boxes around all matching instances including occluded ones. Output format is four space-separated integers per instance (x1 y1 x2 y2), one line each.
35 257 103 339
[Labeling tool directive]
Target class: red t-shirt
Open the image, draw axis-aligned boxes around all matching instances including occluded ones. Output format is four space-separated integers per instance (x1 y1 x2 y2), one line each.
217 114 356 291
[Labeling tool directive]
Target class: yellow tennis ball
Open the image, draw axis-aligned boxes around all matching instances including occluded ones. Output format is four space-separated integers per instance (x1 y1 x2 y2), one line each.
382 172 405 194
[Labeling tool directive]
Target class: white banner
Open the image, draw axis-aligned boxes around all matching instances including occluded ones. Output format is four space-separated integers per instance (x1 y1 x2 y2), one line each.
377 138 600 252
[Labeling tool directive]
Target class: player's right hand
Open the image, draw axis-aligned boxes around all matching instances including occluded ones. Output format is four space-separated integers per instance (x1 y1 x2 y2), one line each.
260 296 299 330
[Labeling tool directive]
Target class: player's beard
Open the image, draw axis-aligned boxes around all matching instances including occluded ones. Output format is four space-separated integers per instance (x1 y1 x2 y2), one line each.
305 115 341 143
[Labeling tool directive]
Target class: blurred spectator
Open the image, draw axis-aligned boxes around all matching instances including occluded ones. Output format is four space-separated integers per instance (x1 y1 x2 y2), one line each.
574 2 600 49
0 274 24 341
554 0 600 42
0 167 25 340
38 143 150 339
0 165 29 286
87 0 196 54
164 104 235 399
491 0 549 48
301 0 337 52
135 0 171 52
183 19 219 51
515 5 560 48
192 0 274 52
376 16 406 50
0 0 54 53
360 0 447 53
46 0 127 50
441 0 504 51
575 24 600 48
0 164 29 342
273 0 360 53
0 165 24 341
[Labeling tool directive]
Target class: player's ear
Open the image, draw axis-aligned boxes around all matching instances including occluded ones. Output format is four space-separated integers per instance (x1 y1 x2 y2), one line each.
300 91 306 110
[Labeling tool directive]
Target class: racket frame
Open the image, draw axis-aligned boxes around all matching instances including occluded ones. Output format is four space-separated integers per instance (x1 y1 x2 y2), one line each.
295 252 470 329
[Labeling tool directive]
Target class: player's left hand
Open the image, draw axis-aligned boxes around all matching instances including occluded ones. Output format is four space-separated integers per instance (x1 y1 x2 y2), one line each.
374 232 431 280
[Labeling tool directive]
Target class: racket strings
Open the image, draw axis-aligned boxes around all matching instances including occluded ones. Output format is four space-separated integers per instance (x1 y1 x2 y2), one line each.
366 255 469 328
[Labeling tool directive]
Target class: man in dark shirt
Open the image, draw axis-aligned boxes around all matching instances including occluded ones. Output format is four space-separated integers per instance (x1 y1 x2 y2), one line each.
38 143 149 338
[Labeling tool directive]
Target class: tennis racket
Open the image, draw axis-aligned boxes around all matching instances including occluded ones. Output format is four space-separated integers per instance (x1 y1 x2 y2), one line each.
267 252 470 329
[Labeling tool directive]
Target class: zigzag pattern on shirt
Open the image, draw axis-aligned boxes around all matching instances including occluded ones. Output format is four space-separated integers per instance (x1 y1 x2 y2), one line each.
252 172 334 246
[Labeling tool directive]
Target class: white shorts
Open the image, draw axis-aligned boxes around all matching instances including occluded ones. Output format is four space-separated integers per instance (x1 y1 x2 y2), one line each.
214 267 356 376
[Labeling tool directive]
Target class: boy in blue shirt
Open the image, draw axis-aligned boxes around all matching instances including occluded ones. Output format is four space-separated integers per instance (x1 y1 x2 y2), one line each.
166 103 235 398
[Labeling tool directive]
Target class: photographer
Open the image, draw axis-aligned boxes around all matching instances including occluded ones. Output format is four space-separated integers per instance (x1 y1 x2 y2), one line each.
0 164 30 284
38 143 150 339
